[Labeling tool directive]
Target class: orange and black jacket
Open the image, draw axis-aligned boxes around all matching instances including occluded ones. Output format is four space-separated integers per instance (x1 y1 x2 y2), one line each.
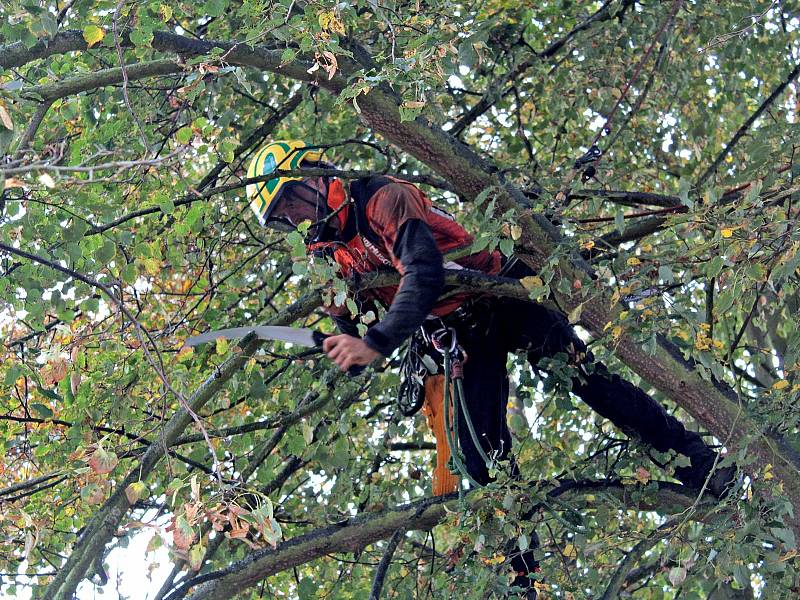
310 176 500 356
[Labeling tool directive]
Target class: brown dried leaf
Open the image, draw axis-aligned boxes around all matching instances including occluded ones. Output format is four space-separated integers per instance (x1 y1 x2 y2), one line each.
70 371 81 397
41 358 68 387
226 522 249 540
184 501 201 524
321 51 338 80
172 514 195 550
87 446 119 474
634 467 651 484
0 103 13 131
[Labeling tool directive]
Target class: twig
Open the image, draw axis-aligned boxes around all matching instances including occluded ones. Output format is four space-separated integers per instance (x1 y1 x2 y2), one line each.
13 100 53 158
0 471 63 498
599 519 677 600
2 149 185 175
112 0 149 151
591 0 683 147
449 0 618 137
369 529 405 600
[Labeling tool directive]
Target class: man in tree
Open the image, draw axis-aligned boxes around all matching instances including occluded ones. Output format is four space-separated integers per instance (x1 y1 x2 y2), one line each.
246 140 735 596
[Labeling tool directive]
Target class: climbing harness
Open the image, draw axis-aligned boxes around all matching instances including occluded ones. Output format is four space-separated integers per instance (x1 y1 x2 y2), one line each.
396 329 437 417
398 322 495 496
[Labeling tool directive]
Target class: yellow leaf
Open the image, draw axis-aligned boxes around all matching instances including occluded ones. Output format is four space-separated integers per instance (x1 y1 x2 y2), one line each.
567 303 583 324
626 257 641 266
83 25 105 48
125 481 148 505
563 543 577 559
721 228 733 238
177 346 194 362
215 337 229 355
510 224 522 240
611 325 623 339
520 276 543 291
318 10 333 29
581 239 595 250
142 258 160 276
318 10 344 34
401 100 426 109
159 5 173 21
773 380 790 390
0 103 13 131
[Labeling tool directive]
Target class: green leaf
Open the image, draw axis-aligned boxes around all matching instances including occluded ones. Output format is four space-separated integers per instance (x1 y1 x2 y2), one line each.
706 256 724 278
189 542 205 571
31 403 53 418
203 0 227 17
176 126 193 144
130 27 154 47
95 241 116 263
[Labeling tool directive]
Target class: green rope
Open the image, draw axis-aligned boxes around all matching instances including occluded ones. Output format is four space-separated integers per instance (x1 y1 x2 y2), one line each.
442 352 481 492
455 376 493 467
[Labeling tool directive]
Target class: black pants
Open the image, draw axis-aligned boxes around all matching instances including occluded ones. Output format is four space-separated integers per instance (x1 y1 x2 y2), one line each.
449 297 717 575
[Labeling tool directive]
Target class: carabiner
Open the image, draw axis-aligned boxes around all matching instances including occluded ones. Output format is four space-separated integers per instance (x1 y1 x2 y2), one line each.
430 327 458 356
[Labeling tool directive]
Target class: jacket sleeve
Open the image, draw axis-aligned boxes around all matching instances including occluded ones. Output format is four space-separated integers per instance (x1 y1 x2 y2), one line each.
362 184 445 356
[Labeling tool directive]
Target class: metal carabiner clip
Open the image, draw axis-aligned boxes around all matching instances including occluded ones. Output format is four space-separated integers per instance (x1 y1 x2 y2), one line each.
430 327 458 356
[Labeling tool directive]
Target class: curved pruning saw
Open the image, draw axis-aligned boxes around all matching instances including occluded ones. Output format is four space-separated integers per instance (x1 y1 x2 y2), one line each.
184 326 363 375
185 326 329 349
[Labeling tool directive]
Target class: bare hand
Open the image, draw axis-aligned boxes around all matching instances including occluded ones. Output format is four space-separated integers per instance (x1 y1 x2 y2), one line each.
322 335 381 372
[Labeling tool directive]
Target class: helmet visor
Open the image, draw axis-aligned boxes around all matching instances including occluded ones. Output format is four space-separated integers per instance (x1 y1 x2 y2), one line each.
267 179 328 232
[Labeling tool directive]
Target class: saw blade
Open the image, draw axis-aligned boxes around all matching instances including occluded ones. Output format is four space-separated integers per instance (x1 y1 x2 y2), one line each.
185 326 321 348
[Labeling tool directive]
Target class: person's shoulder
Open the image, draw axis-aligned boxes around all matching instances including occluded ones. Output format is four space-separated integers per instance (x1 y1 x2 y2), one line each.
371 178 424 204
366 179 428 225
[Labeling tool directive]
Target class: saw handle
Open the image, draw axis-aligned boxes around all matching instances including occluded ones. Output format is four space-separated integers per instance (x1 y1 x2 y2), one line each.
311 331 365 377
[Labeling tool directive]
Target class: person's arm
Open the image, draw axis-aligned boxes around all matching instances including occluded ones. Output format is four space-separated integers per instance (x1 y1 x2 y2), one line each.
322 183 445 370
362 217 445 355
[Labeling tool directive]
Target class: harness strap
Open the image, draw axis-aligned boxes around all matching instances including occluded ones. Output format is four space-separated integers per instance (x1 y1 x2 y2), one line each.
421 376 460 496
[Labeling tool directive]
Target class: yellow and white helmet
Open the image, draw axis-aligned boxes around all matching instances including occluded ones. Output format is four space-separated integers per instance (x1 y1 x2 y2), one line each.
245 140 324 226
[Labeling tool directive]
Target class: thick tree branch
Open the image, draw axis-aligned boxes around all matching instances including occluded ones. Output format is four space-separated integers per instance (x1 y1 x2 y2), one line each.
21 59 184 102
570 189 683 208
181 480 713 600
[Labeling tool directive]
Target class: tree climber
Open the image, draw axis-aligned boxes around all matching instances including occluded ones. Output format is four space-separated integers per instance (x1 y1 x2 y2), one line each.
245 140 735 597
